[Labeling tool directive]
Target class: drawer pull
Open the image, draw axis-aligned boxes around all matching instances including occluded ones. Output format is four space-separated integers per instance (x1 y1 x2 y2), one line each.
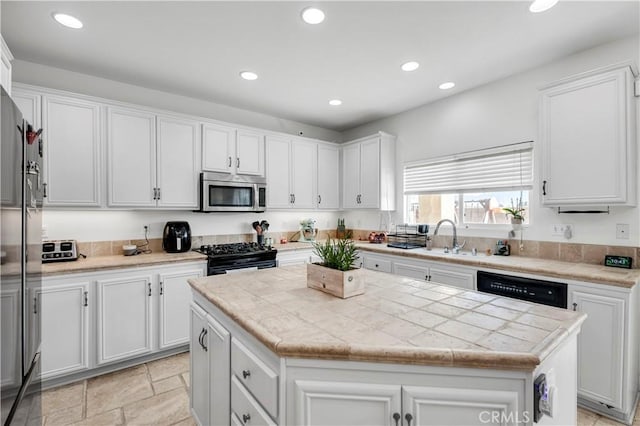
242 369 251 379
242 414 251 424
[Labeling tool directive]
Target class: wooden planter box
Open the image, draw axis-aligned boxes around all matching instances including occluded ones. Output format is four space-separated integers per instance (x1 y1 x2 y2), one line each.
306 263 365 299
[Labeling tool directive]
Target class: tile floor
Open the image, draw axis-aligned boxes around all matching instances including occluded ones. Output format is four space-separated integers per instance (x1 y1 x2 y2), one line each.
32 351 640 425
38 352 193 426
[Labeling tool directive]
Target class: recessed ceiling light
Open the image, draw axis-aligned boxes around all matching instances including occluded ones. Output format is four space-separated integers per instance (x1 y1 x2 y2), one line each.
401 61 420 72
529 0 559 13
239 71 258 81
301 7 325 24
329 99 342 106
439 82 456 90
52 13 83 29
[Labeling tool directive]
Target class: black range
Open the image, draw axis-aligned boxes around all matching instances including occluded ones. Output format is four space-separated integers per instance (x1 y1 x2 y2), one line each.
194 242 277 275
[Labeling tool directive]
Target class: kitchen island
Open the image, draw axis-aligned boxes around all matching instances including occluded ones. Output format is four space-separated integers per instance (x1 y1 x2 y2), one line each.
188 265 586 426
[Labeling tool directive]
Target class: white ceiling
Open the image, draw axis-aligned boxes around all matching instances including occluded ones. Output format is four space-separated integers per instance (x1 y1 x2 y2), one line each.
2 1 638 131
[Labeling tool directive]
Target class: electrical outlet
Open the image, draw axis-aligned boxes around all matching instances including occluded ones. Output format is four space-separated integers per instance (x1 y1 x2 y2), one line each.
616 223 630 239
551 224 568 236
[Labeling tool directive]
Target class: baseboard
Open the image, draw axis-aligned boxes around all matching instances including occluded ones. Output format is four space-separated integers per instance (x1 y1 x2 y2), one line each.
578 392 639 426
37 345 189 391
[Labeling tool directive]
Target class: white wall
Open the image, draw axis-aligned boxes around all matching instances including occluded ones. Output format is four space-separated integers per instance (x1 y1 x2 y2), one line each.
341 36 640 246
43 210 339 242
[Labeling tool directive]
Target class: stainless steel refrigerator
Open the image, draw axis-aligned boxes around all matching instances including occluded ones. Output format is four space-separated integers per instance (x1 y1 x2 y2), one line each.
1 86 42 425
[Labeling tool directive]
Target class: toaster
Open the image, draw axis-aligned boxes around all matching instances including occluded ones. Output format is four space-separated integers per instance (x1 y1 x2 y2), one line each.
42 240 79 263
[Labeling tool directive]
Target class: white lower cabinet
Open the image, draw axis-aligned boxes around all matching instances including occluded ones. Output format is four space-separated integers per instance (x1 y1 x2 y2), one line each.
30 279 90 380
190 302 231 426
1 283 21 387
96 274 154 364
362 252 475 290
159 268 204 349
569 282 635 419
293 380 519 426
37 261 206 382
276 249 319 267
293 381 400 426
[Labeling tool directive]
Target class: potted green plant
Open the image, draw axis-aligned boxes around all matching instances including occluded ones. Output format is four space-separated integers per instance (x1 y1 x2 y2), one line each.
307 238 364 298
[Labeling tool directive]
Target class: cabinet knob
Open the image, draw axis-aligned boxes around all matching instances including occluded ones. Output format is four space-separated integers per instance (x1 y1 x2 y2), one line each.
242 369 251 379
375 264 379 268
405 413 413 426
393 413 401 426
242 414 251 424
572 302 578 311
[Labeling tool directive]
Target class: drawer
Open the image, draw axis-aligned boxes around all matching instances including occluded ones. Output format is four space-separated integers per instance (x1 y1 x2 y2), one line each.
231 375 276 426
231 338 279 418
363 257 392 273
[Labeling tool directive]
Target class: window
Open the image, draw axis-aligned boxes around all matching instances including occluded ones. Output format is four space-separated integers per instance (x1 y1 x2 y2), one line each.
403 142 533 226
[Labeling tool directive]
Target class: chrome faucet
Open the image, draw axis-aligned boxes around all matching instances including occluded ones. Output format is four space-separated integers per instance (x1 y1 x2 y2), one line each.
433 219 465 253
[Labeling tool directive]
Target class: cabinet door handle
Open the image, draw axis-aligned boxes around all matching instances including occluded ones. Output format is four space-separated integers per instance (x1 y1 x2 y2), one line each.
159 281 164 296
148 283 152 297
573 302 578 311
157 187 160 200
198 328 205 349
405 413 413 426
236 157 240 168
33 296 38 314
242 369 251 379
228 156 232 167
318 195 321 204
425 274 428 281
202 329 208 351
83 291 88 307
43 182 47 198
292 194 296 204
393 412 401 426
542 180 547 196
242 414 251 424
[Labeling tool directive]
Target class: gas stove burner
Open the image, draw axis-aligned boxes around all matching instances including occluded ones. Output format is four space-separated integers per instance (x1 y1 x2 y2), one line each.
196 242 268 256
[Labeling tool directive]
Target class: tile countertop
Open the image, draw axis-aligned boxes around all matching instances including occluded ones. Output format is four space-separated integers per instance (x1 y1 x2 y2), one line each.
42 251 207 276
189 264 586 371
351 242 640 288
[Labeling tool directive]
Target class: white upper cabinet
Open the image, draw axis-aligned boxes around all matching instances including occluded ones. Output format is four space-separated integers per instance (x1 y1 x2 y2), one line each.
43 95 102 207
202 122 235 173
107 108 200 208
1 36 13 95
342 132 396 210
156 115 200 208
202 124 265 176
107 106 157 207
236 129 265 176
266 136 316 209
540 64 637 207
317 144 339 209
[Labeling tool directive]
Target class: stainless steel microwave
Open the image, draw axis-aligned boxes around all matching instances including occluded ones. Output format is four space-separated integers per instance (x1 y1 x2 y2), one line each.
198 172 266 212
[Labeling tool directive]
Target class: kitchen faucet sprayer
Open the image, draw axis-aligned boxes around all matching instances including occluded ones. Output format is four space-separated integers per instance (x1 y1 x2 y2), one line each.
433 219 466 254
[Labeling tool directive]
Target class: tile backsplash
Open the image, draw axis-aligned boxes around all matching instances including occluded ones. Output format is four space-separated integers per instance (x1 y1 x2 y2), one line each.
76 228 639 268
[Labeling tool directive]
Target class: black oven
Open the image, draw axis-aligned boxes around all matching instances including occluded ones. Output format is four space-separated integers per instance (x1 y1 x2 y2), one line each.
198 172 266 212
477 271 567 309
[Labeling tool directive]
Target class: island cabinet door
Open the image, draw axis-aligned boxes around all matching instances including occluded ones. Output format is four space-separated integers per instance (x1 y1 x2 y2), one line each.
571 289 624 409
402 386 520 426
293 380 401 426
190 303 210 426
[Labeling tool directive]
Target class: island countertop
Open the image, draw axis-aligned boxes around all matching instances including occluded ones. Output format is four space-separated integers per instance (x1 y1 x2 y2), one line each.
188 264 586 371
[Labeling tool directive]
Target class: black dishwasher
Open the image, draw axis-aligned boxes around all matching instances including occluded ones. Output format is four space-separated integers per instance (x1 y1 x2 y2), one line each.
477 271 567 309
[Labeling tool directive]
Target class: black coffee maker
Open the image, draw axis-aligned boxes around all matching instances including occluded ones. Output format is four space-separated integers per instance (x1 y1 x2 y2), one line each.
162 221 191 253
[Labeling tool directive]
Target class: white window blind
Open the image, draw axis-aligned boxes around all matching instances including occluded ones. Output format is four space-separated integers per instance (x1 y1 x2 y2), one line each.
404 142 533 194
